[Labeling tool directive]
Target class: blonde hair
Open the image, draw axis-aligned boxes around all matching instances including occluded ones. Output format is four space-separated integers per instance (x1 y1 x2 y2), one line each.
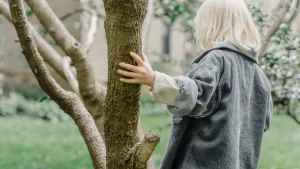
194 0 261 51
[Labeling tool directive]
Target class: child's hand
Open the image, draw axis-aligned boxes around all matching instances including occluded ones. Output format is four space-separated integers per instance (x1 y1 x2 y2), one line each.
117 52 155 88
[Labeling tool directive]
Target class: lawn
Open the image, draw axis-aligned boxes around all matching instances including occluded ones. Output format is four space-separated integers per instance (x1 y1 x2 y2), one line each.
0 113 300 169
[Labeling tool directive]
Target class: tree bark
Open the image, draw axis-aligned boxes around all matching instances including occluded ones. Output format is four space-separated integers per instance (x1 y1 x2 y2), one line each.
8 0 106 168
25 0 106 119
103 0 159 168
138 119 156 169
259 0 293 61
0 0 67 81
283 0 300 24
0 73 4 96
0 0 108 136
162 23 171 60
0 22 3 96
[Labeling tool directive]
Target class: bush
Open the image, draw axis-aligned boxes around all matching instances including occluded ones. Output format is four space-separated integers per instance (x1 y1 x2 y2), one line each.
0 91 70 122
3 83 46 101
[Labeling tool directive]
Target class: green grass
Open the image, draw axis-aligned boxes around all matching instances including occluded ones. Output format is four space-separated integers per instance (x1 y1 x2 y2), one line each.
0 116 93 169
0 114 300 169
258 115 300 169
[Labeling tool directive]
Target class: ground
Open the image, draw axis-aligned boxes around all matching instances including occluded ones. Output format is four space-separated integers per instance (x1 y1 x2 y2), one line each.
0 113 300 169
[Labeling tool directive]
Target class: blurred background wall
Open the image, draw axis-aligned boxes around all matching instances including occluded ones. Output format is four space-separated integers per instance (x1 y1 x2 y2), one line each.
1 0 300 86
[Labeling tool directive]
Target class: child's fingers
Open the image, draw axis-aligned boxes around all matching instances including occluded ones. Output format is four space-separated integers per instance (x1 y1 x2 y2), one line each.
119 62 139 72
130 52 144 65
117 69 140 78
120 78 141 84
142 53 148 62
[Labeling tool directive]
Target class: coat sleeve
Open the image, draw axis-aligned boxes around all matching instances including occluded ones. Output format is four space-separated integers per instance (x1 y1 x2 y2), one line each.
167 51 224 118
149 71 180 106
264 92 273 132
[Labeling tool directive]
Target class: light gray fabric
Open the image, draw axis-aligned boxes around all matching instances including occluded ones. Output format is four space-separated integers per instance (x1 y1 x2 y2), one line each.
161 42 273 169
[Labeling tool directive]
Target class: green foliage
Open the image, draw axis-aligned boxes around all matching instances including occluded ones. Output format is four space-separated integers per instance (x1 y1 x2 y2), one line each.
155 0 199 26
25 8 34 17
249 5 300 117
0 92 69 122
39 96 49 103
4 83 47 101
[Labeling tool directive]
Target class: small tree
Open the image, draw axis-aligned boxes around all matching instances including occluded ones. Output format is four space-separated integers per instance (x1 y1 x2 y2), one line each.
4 0 159 168
249 2 300 124
1 0 299 168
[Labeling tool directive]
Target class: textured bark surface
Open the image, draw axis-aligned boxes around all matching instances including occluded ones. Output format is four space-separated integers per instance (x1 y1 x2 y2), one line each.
137 119 156 169
25 0 106 121
134 133 160 169
0 0 106 136
103 0 159 168
8 0 106 168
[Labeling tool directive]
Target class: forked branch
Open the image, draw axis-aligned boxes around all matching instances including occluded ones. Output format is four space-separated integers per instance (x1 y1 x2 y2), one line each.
134 132 160 169
0 0 67 81
259 0 293 61
8 0 106 168
25 0 106 117
283 0 300 24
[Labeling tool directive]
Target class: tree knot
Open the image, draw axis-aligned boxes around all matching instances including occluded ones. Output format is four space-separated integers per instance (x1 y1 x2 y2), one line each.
123 143 140 166
72 42 81 49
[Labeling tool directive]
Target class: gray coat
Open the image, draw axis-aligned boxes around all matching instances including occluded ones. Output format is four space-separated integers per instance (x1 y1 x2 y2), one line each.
161 42 273 169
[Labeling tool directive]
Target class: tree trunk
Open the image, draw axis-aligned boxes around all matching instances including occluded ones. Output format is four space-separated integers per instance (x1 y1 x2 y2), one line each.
103 0 159 168
162 23 171 60
0 73 4 96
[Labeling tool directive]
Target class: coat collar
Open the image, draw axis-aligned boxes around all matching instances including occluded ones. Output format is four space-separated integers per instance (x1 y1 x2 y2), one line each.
192 41 258 64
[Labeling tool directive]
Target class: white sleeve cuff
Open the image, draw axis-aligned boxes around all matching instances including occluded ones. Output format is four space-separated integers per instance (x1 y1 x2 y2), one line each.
149 71 180 106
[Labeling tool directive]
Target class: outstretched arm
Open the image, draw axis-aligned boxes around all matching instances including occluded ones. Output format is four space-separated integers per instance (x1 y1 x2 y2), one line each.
118 52 180 106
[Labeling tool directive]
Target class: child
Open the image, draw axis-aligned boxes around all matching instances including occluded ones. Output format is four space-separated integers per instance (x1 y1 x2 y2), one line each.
117 0 272 168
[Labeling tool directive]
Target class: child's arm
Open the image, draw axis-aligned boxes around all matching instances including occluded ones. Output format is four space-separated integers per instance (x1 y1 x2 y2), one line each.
149 71 180 106
167 51 224 118
118 51 224 118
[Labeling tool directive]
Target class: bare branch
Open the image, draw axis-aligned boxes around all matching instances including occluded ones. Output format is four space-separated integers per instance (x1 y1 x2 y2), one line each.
287 112 300 125
286 100 300 125
8 0 106 168
283 0 300 24
140 2 157 167
0 0 66 80
134 132 160 169
260 0 293 60
60 8 93 21
137 119 157 169
62 56 79 94
142 0 154 50
84 13 98 52
25 0 106 117
0 13 4 96
0 73 4 95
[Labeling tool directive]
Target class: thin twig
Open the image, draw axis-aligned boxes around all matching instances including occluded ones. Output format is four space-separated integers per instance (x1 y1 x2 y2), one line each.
283 0 300 24
134 132 160 169
25 0 106 117
60 8 93 21
62 56 80 94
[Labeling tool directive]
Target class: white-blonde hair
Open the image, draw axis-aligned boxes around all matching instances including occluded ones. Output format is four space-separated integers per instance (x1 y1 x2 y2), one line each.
194 0 261 51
